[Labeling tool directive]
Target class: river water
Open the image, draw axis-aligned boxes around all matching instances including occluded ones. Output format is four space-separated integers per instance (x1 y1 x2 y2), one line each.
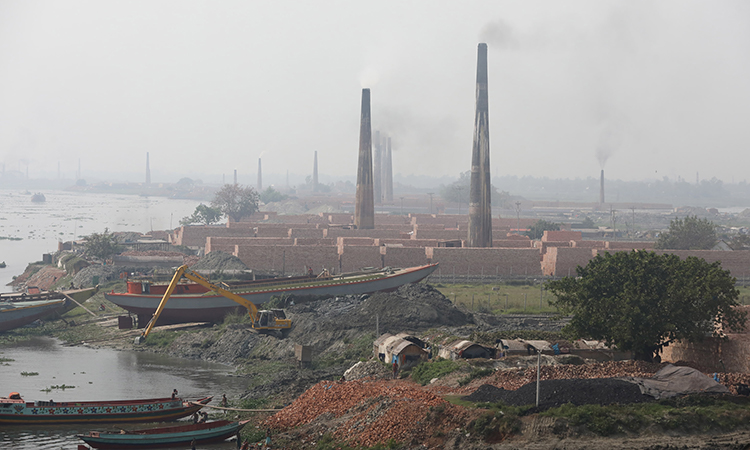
0 189 203 293
0 337 251 449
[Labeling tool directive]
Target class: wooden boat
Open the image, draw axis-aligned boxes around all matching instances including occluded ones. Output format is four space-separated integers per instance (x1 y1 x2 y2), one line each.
78 419 249 449
0 299 66 332
0 393 212 425
0 287 99 322
105 263 438 325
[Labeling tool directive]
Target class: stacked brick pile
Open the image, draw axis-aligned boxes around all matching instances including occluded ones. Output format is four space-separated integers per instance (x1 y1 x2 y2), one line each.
266 379 468 447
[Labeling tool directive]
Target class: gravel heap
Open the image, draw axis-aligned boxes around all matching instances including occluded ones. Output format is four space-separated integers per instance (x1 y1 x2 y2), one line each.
462 378 653 409
189 251 248 271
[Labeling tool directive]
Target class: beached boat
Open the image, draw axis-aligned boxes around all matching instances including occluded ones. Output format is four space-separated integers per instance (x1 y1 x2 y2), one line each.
0 286 99 318
0 393 212 425
0 299 66 332
78 419 248 449
105 263 438 325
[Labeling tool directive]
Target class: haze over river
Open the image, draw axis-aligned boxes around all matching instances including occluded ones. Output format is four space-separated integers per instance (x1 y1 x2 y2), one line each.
1 337 249 449
0 189 203 292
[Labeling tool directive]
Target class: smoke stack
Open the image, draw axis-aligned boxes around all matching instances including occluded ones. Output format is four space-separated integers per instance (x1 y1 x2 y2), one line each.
468 43 492 247
233 169 237 185
599 169 605 204
373 130 382 204
145 152 151 185
257 158 262 192
385 136 393 202
313 151 319 191
355 88 375 229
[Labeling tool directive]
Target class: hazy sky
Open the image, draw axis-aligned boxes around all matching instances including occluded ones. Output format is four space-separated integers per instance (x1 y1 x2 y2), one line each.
1 1 749 185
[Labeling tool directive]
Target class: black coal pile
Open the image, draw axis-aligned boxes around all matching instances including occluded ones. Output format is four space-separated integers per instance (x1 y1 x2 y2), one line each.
462 378 653 409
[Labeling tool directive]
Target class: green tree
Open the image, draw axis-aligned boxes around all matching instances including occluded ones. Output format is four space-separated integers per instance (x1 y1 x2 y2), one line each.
655 215 717 250
547 250 746 362
259 187 288 204
180 204 223 226
525 219 560 240
211 184 259 223
83 228 120 260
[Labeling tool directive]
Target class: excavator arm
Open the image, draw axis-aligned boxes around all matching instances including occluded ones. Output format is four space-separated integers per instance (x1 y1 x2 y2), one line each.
135 265 291 344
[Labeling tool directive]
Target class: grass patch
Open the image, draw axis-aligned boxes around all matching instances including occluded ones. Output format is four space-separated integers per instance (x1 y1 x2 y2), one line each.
411 359 460 385
312 333 375 370
141 330 182 348
21 371 39 376
0 357 15 363
435 283 556 314
458 367 494 386
540 396 750 436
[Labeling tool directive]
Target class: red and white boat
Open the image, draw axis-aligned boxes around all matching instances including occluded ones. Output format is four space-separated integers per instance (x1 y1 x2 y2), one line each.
105 264 438 325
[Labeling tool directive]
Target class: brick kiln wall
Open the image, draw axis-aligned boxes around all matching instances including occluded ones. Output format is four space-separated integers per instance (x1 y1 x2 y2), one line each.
543 247 597 277
426 247 542 277
172 226 254 248
339 246 384 272
377 239 442 248
492 239 533 248
543 230 582 242
326 228 407 239
206 237 293 254
381 246 430 268
606 241 654 250
235 245 339 275
653 250 750 279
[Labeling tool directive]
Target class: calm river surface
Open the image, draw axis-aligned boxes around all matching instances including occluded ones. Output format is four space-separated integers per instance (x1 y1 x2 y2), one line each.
0 337 250 449
0 189 203 292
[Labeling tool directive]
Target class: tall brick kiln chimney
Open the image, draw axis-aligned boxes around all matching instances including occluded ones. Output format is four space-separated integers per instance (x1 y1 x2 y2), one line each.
468 43 492 248
257 158 263 192
385 136 393 202
373 130 382 204
599 169 605 204
145 152 151 185
355 88 375 229
233 169 237 185
313 151 319 191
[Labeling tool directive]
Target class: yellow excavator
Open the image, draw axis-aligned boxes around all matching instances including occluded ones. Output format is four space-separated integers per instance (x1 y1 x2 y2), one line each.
134 265 292 344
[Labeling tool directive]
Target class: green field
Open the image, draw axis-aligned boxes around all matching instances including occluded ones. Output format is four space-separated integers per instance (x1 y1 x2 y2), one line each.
434 283 750 315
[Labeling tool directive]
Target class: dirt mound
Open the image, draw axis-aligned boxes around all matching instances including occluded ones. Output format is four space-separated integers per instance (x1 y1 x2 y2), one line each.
189 251 248 271
462 378 652 408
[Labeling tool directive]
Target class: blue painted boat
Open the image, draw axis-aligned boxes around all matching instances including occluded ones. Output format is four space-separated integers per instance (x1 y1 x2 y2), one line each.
78 419 249 449
0 299 66 332
0 394 212 425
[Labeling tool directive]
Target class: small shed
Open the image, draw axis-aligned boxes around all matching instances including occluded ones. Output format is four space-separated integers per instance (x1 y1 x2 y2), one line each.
373 333 428 368
438 340 495 360
497 339 529 356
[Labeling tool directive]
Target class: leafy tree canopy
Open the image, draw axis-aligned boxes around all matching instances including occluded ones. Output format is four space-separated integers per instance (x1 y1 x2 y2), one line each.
526 219 560 240
211 184 259 223
259 187 288 204
83 228 121 260
547 250 746 361
180 204 223 226
655 215 717 250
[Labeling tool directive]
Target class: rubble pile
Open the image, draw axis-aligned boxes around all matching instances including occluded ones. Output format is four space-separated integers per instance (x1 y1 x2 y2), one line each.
189 251 248 271
462 378 652 408
266 379 468 447
455 360 664 394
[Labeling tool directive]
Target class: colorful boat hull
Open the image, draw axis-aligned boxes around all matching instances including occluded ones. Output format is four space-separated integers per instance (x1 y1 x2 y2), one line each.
78 420 248 449
0 299 66 332
105 263 438 325
0 396 212 425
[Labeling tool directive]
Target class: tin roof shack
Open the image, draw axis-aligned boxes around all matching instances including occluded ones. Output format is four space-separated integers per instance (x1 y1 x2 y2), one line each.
438 340 495 360
497 339 530 356
373 333 429 368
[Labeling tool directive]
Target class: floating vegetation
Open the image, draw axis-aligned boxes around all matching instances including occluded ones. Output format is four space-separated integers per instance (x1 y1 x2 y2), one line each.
40 384 75 392
0 236 22 241
0 357 15 363
21 371 39 376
